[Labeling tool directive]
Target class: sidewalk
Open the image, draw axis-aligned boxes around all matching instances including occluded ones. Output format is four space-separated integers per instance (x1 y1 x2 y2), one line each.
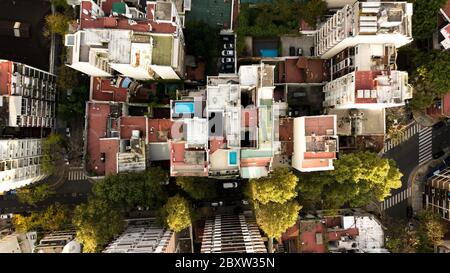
413 110 439 127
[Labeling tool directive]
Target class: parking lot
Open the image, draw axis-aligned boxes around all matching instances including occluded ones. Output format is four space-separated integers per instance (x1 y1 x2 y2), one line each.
218 32 236 74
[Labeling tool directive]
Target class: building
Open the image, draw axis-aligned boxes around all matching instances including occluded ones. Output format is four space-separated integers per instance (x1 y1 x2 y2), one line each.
200 213 267 253
0 59 56 129
0 232 37 253
436 241 450 253
65 0 185 79
34 230 79 253
314 1 413 58
103 218 177 253
168 63 276 179
424 166 450 222
323 44 412 109
439 0 450 50
426 92 450 119
292 115 338 172
282 210 388 253
0 138 46 193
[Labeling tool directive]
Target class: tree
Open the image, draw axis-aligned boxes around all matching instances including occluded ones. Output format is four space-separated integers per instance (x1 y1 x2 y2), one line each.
176 177 217 200
17 184 55 206
411 0 447 39
163 195 191 232
72 199 125 253
44 13 71 37
385 219 419 253
12 214 40 233
92 167 168 212
41 133 66 175
40 203 71 231
254 200 301 253
301 0 328 27
185 20 219 74
247 168 298 205
416 210 446 252
56 65 79 91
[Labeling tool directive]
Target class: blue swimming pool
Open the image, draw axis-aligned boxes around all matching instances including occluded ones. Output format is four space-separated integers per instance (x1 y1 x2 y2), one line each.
229 151 238 165
174 102 195 114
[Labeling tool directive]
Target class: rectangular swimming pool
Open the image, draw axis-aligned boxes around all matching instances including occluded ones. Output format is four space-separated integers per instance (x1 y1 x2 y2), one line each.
228 151 238 165
174 102 195 114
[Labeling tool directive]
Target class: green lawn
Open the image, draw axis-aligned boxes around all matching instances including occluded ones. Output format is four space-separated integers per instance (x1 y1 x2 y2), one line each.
152 35 173 66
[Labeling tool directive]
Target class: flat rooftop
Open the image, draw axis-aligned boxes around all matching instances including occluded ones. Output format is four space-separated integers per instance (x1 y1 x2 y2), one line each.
152 35 173 66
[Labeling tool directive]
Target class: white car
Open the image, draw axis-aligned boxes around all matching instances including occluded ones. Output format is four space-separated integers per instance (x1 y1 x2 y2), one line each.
222 50 234 56
221 57 234 63
211 201 223 207
0 213 13 219
66 127 71 137
223 182 238 189
223 43 234 49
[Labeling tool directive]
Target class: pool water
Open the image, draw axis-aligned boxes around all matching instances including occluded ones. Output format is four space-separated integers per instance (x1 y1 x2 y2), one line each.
229 151 237 165
174 102 195 114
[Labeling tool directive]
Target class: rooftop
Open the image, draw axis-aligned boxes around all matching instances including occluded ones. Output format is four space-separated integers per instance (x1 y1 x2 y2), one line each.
152 35 173 66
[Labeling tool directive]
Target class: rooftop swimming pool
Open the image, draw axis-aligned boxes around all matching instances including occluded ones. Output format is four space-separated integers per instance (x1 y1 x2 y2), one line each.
229 151 238 165
174 102 195 114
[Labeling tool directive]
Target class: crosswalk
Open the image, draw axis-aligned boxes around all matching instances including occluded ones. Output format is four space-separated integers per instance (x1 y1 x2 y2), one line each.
418 126 433 165
383 122 421 153
68 168 87 181
381 187 412 211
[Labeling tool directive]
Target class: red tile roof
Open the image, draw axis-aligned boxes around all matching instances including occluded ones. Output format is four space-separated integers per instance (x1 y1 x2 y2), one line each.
355 71 378 104
120 116 146 140
99 138 119 176
91 77 127 102
0 61 12 95
147 118 173 142
86 102 110 176
304 116 334 136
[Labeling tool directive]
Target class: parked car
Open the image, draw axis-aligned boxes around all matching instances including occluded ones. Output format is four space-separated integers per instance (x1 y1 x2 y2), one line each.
289 46 295 56
433 150 445 159
221 50 234 56
297 48 303 56
0 20 30 38
211 201 223 207
222 36 230 41
0 213 13 219
310 46 315 56
223 182 238 189
224 43 234 49
221 57 234 63
220 64 234 71
66 127 71 137
242 200 249 205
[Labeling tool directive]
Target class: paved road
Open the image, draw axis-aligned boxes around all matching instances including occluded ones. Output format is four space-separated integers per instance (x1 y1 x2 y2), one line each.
382 120 450 219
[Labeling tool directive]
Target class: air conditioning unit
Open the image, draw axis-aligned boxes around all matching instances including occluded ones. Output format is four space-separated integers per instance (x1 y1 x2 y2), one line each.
65 34 75 47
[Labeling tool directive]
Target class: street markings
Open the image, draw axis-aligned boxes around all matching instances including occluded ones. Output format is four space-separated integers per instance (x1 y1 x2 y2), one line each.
68 167 87 181
383 122 421 153
381 187 411 211
418 126 433 165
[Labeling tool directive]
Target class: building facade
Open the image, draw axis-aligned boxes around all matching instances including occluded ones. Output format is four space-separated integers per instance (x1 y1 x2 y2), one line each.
424 166 450 222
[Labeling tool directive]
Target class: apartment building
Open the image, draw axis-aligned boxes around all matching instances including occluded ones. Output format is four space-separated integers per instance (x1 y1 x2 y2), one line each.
65 0 185 79
424 166 450 222
315 1 413 58
292 115 338 172
34 230 80 253
168 63 276 179
103 218 177 253
0 60 56 129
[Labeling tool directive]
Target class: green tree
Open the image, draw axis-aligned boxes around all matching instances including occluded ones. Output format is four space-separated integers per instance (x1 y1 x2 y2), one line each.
58 85 89 121
40 203 71 231
163 195 191 232
44 13 71 37
411 0 447 39
247 168 298 204
17 184 55 206
254 200 301 253
41 133 66 175
176 177 217 200
72 199 125 253
12 213 41 233
185 20 219 74
385 219 419 253
56 65 79 91
301 0 328 27
416 210 446 252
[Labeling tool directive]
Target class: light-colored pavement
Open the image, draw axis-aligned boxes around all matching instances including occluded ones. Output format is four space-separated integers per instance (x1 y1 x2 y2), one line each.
68 167 88 181
383 122 421 153
418 126 433 165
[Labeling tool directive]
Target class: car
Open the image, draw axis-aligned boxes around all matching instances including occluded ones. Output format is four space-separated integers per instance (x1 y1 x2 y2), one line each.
220 64 234 71
211 201 223 207
223 182 238 189
310 47 315 56
433 150 445 159
242 200 249 205
0 20 30 38
443 155 450 166
222 36 230 41
297 48 303 56
0 213 13 219
222 50 234 56
289 46 295 56
66 127 71 137
221 57 234 63
224 43 234 49
100 152 106 162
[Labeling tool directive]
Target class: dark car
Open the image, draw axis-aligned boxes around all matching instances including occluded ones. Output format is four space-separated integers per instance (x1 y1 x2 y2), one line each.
406 206 413 219
220 64 233 71
310 47 315 56
433 150 445 159
289 46 295 56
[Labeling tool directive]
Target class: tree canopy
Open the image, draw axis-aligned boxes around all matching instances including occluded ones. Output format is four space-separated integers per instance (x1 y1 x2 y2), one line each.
176 177 217 200
17 184 55 206
411 0 447 40
254 200 301 240
247 167 298 204
301 0 328 27
13 203 71 232
297 152 402 209
41 133 66 175
416 210 446 252
44 13 71 37
73 199 125 253
163 194 192 232
92 167 168 212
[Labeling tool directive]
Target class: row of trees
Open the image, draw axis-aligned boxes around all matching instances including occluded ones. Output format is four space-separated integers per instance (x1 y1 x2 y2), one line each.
13 203 71 233
41 133 66 175
385 210 447 253
246 168 302 253
16 184 55 206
